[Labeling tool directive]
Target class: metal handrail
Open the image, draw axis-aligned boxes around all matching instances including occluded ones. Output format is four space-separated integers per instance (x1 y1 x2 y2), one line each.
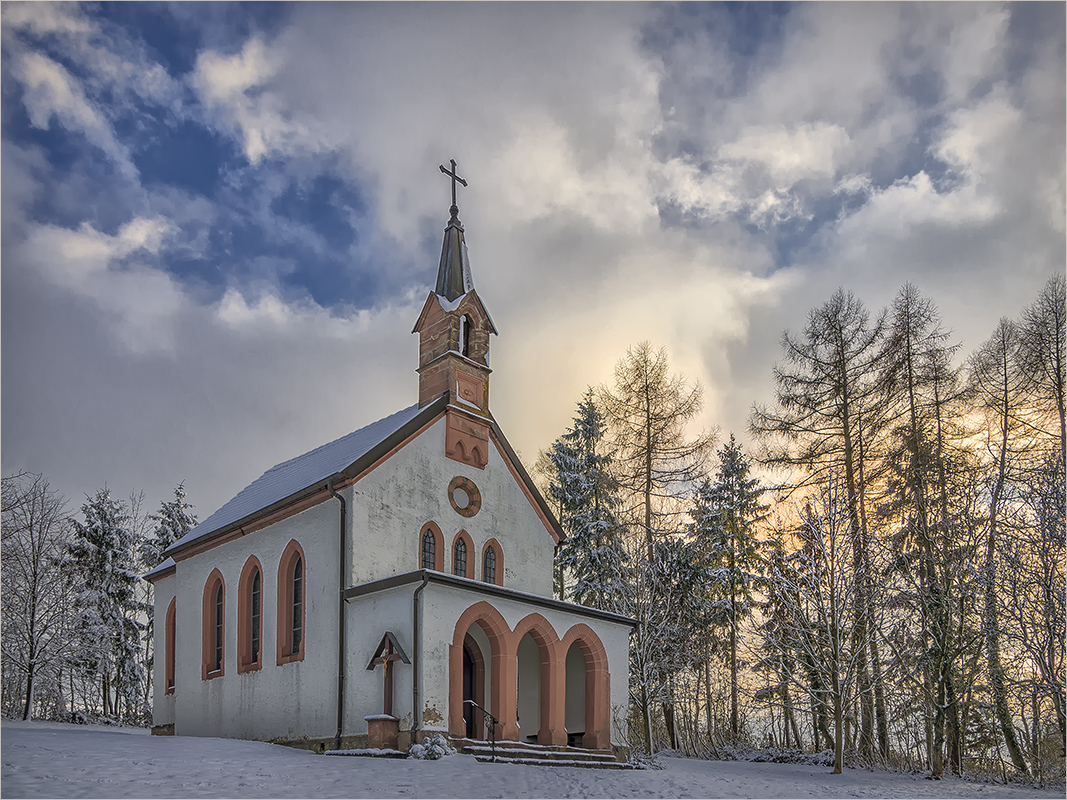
464 699 499 762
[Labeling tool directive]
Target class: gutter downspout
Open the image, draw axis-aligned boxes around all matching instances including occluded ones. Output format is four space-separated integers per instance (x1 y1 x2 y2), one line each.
327 480 347 752
411 571 431 743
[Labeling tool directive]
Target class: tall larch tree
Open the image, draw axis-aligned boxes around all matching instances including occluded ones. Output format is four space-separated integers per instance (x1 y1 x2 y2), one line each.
750 288 890 759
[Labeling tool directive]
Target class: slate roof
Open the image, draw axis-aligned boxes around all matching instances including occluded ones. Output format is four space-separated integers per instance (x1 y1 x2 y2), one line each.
165 400 442 558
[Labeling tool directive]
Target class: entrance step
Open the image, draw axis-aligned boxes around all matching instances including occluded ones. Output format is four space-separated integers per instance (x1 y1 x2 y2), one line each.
458 740 634 770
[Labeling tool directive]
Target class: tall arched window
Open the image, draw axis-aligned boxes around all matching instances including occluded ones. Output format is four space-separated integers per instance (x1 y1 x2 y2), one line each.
291 557 302 654
238 556 264 673
453 537 467 576
164 598 176 694
419 522 443 571
452 530 474 579
459 314 471 358
422 529 436 570
201 569 225 680
481 539 503 586
277 540 306 665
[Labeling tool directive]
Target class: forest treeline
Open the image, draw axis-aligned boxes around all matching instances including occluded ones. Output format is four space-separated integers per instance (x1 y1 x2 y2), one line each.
2 277 1062 783
1 477 196 724
539 277 1064 781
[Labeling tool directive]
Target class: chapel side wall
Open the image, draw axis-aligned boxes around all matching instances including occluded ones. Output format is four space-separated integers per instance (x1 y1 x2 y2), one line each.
343 585 415 736
172 496 343 741
150 574 176 728
419 583 630 747
349 416 555 595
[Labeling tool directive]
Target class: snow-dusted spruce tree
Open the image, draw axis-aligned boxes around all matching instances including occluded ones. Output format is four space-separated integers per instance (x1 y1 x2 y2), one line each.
137 483 197 718
139 482 197 569
549 390 629 613
1 472 74 720
63 489 147 722
689 434 768 741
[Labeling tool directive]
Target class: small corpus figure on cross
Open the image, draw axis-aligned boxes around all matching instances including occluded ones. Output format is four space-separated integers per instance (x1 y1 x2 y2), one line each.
366 632 410 717
439 158 467 211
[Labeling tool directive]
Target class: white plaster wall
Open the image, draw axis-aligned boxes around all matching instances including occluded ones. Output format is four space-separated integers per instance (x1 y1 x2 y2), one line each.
150 575 176 727
418 582 631 745
344 585 415 735
348 417 555 596
170 492 348 741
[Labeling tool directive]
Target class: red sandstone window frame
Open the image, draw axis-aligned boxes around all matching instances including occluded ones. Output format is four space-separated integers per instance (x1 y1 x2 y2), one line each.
164 597 176 694
201 569 226 680
277 540 306 665
237 556 264 674
481 538 503 586
452 530 475 579
420 521 444 571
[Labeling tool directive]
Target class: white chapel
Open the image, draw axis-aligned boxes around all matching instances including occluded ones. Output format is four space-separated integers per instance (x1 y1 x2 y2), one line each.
145 161 635 760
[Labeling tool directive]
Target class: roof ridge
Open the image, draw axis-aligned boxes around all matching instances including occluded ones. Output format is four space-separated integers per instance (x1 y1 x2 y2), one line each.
262 402 419 476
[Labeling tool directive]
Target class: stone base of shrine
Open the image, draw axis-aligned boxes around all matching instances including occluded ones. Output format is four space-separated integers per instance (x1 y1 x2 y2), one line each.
365 714 400 749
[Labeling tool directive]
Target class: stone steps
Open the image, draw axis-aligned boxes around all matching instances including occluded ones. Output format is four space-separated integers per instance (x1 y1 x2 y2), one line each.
460 741 633 770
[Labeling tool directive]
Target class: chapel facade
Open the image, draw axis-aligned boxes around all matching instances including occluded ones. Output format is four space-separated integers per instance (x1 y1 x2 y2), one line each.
145 162 635 756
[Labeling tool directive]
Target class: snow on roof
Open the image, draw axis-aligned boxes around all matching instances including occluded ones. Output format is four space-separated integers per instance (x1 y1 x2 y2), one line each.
167 403 426 555
143 557 175 582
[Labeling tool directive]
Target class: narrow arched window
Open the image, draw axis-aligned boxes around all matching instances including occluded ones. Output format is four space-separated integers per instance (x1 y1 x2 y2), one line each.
202 569 225 680
483 547 496 584
453 538 467 576
251 570 261 664
459 314 471 358
164 598 176 694
238 557 263 673
277 541 306 665
214 585 223 672
291 557 303 655
422 528 436 570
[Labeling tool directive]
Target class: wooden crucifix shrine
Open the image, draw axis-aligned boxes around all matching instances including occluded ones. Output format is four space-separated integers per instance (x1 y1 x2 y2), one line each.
366 631 410 717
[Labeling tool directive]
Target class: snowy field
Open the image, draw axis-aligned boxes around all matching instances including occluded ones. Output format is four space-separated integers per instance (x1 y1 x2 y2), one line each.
1 720 1060 799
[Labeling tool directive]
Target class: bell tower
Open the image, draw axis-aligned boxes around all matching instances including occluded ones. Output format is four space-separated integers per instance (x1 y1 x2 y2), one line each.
412 159 497 469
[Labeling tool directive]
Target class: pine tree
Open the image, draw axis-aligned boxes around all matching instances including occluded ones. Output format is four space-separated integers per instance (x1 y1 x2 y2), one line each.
548 391 629 613
63 489 146 721
139 482 197 569
690 434 767 740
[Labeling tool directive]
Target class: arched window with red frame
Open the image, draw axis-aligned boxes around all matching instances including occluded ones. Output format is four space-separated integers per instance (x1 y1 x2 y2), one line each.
201 569 225 680
277 541 306 665
481 539 503 586
238 556 264 673
164 597 176 694
419 522 444 571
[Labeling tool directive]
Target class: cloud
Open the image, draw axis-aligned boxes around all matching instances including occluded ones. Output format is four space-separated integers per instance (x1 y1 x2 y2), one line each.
14 217 185 352
192 35 324 164
11 50 138 178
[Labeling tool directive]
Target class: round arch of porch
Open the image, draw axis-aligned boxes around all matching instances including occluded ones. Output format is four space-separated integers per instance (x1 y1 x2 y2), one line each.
558 624 611 750
509 613 564 746
449 601 510 740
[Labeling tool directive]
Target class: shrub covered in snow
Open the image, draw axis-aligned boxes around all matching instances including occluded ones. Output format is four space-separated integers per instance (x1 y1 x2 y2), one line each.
409 733 456 760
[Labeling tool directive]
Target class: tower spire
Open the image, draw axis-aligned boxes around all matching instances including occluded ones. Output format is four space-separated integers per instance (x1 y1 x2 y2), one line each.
436 159 473 301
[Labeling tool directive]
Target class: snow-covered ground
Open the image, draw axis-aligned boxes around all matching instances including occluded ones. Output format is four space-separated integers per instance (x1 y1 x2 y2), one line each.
1 720 1060 799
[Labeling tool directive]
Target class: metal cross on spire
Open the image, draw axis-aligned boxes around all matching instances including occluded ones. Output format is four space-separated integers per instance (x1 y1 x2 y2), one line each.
439 158 468 211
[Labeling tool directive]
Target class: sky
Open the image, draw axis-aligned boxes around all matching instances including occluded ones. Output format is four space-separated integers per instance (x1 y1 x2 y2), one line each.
2 1 1064 521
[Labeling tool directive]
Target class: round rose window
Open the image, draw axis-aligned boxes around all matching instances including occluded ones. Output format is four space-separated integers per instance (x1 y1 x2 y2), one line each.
448 476 482 518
